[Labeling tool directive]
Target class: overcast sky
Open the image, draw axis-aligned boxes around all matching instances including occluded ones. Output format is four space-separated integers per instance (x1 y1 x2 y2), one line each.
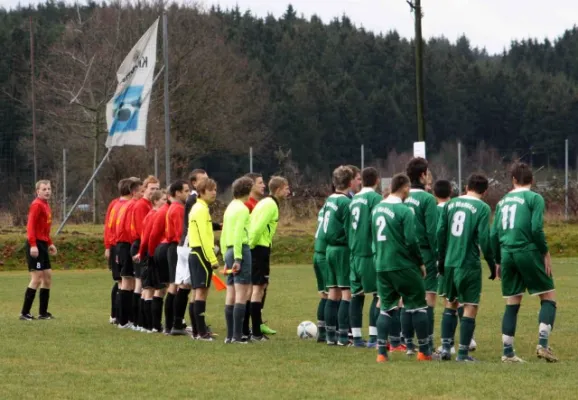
1 0 576 54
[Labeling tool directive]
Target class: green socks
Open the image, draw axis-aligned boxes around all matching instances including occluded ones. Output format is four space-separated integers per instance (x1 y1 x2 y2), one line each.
338 300 350 344
413 309 430 356
388 307 402 347
324 299 340 343
350 295 365 344
401 307 415 350
538 300 556 348
368 295 378 343
376 310 389 357
441 308 457 352
458 317 475 359
427 305 435 352
502 304 520 357
317 298 327 341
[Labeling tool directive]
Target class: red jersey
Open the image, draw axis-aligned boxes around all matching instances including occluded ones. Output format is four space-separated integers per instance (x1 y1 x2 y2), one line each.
131 197 152 239
163 202 184 244
148 203 170 255
27 197 53 246
115 199 137 243
108 198 128 247
138 209 157 257
104 198 119 249
245 196 258 213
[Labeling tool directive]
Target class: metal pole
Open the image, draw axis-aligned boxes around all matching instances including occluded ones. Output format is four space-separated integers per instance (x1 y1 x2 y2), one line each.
154 148 158 178
409 0 425 142
361 144 365 169
56 147 113 235
30 16 37 184
249 147 253 173
458 141 462 194
62 148 67 221
565 139 569 221
162 13 171 186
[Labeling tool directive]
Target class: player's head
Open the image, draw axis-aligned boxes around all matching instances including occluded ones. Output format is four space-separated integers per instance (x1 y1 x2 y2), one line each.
129 179 143 200
117 179 126 194
233 176 254 200
433 180 452 201
361 167 379 189
245 172 265 198
142 175 160 200
188 169 208 190
36 180 51 200
269 176 290 199
510 162 533 187
169 180 190 203
466 173 489 196
406 157 428 186
390 173 410 200
198 178 217 204
332 166 354 192
346 165 362 194
151 189 167 209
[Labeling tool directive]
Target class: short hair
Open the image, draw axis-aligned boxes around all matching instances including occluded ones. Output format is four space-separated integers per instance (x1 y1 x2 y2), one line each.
169 180 187 197
269 176 288 194
129 179 142 194
244 173 263 183
188 169 207 184
150 189 164 203
406 158 428 184
197 178 217 195
233 177 254 199
35 180 51 190
391 173 410 193
362 167 379 187
346 165 360 177
117 179 126 192
332 166 354 191
511 162 533 185
467 173 489 195
119 179 133 196
433 180 452 199
143 175 159 188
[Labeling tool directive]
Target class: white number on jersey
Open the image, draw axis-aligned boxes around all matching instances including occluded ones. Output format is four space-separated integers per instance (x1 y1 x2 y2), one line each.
375 216 387 242
501 204 517 230
322 210 331 233
451 211 466 237
351 207 360 230
315 213 323 238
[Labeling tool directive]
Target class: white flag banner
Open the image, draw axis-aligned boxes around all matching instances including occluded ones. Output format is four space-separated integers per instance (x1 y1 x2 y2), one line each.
106 18 159 148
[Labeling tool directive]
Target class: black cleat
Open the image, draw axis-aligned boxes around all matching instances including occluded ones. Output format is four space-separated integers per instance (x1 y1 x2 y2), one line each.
19 313 35 321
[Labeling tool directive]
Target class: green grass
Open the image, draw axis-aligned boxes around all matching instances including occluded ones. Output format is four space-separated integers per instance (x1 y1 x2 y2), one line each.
1 261 577 399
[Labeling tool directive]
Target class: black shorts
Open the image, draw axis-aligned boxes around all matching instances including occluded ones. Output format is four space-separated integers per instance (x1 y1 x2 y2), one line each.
109 245 122 281
154 243 170 285
189 248 212 289
26 240 51 272
117 242 134 278
166 242 178 284
130 240 144 279
251 245 271 286
143 255 164 290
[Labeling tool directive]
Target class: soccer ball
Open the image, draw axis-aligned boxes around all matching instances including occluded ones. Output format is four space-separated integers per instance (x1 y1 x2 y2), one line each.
297 321 318 339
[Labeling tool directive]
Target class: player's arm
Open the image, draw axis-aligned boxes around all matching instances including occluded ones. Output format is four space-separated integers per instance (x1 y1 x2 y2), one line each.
531 195 549 255
436 204 449 275
233 209 249 261
342 199 352 240
26 203 39 248
103 201 115 249
404 210 424 266
490 203 502 265
478 205 497 279
248 201 275 248
132 203 148 238
424 195 438 258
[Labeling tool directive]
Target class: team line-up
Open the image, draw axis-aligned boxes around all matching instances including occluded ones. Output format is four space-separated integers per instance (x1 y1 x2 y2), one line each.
18 158 558 363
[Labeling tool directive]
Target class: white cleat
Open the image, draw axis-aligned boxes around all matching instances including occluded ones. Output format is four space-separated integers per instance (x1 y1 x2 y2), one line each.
501 355 526 363
118 322 134 330
469 338 477 352
109 317 117 324
437 345 456 355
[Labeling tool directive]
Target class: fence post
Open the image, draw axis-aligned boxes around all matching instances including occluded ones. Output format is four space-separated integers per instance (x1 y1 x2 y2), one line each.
457 141 462 195
361 144 365 169
250 147 253 173
565 139 569 221
62 148 67 221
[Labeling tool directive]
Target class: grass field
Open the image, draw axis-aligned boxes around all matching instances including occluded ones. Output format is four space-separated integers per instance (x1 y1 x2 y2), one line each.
1 261 578 399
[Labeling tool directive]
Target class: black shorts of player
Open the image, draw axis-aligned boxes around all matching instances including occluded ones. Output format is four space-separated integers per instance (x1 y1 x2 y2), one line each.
108 245 121 281
143 254 164 290
251 245 271 286
154 243 170 285
189 247 213 290
26 240 51 272
117 242 134 278
166 242 178 284
130 240 144 279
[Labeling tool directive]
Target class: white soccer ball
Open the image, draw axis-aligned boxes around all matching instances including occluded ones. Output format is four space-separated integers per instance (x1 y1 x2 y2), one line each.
297 321 318 339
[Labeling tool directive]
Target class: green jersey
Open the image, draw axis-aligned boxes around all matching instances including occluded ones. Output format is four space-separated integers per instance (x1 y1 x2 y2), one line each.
437 195 494 269
405 188 438 255
491 188 548 263
220 199 250 261
348 187 383 256
314 206 327 253
372 196 423 272
323 194 351 246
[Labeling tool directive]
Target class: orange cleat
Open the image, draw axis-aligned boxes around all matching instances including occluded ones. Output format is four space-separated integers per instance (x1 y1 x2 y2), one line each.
376 354 389 363
390 344 407 353
417 352 432 361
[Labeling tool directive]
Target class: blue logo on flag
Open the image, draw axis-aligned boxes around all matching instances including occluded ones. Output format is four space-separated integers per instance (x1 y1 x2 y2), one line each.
109 85 144 135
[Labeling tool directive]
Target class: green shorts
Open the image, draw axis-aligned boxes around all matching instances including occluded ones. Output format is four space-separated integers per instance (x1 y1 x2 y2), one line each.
326 245 350 289
437 274 446 296
313 252 328 293
420 247 438 293
501 250 555 297
443 267 482 305
377 268 427 311
350 255 377 295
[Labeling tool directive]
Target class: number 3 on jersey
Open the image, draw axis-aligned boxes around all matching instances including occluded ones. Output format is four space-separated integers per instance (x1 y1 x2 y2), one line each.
375 216 386 241
351 207 360 230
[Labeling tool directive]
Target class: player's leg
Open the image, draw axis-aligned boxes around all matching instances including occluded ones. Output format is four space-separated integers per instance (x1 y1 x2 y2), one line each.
190 251 213 341
249 246 272 339
109 245 119 324
500 251 525 363
225 281 235 343
232 244 252 343
313 252 328 343
21 264 42 320
454 268 481 362
164 243 178 334
439 268 458 359
400 298 415 355
422 248 437 353
171 244 191 335
361 255 379 347
118 243 136 328
153 244 169 333
349 255 365 347
375 271 398 363
130 241 143 331
336 247 352 346
368 294 381 348
141 261 154 333
38 267 53 319
257 247 275 336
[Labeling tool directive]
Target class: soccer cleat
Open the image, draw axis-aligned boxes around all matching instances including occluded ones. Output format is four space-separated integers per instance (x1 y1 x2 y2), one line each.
131 325 141 332
19 313 35 321
109 317 117 324
536 346 558 363
185 326 193 334
260 323 277 335
406 348 416 357
231 338 248 345
417 352 432 361
207 325 218 338
437 345 456 355
38 313 54 320
251 335 270 342
151 328 161 334
376 354 389 363
224 338 232 344
170 328 187 336
456 356 478 363
197 333 214 341
440 350 452 361
366 341 377 349
348 340 367 348
326 340 337 346
390 344 407 353
501 355 526 363
469 338 477 352
118 322 134 329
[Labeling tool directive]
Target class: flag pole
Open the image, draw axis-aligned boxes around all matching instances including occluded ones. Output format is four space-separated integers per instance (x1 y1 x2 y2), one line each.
162 13 171 186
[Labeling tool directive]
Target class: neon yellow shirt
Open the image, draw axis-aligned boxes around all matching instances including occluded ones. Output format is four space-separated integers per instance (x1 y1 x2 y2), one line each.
220 199 250 260
248 196 279 248
188 198 217 265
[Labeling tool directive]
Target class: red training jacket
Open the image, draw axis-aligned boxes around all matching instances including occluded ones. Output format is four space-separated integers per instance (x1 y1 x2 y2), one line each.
138 209 157 257
103 198 120 249
245 196 258 213
27 197 53 246
163 202 184 244
131 197 152 240
148 203 170 256
116 199 137 243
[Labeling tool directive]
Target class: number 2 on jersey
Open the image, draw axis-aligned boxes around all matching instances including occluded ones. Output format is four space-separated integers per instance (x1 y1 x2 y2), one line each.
351 207 360 230
375 216 386 241
501 204 517 230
